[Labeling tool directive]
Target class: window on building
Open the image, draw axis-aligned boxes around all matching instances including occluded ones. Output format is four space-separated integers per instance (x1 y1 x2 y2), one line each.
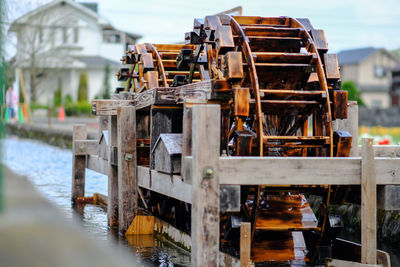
74 28 79 43
374 66 386 78
103 30 122 43
38 27 43 43
63 27 68 43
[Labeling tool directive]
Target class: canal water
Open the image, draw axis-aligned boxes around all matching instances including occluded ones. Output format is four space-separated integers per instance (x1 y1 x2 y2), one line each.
2 136 400 266
2 136 191 267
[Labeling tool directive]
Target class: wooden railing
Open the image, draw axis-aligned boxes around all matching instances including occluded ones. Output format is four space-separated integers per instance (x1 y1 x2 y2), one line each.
72 104 399 267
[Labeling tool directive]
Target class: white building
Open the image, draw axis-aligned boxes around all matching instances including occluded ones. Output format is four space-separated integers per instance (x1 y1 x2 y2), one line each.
9 0 141 104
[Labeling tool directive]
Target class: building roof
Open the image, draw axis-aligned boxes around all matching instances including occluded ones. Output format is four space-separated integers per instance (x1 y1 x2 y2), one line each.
79 2 98 13
337 47 377 65
74 56 120 67
9 0 110 31
152 134 182 155
9 0 142 40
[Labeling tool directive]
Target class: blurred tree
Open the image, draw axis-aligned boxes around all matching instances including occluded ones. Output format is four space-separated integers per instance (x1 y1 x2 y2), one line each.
392 48 400 58
102 64 110 99
77 72 88 102
342 80 365 107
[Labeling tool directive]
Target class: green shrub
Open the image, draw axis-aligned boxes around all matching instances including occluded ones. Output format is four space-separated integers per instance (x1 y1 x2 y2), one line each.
30 102 48 112
65 101 92 117
54 85 62 107
342 80 365 107
65 94 73 105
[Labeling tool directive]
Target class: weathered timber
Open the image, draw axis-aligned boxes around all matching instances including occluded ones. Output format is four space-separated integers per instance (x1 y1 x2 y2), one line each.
333 101 358 156
138 166 191 204
73 140 99 156
217 157 400 185
240 222 252 267
87 155 108 175
92 99 135 116
326 259 380 267
108 115 119 228
137 165 239 212
153 133 182 174
191 104 220 267
117 106 138 234
150 108 182 168
361 138 377 265
72 125 87 203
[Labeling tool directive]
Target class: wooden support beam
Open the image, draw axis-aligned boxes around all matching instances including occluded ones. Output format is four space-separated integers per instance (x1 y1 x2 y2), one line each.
326 259 380 267
333 101 358 156
72 125 87 203
361 138 377 265
92 99 135 116
107 115 119 228
191 104 220 267
98 115 108 139
361 145 400 158
217 157 400 185
137 166 192 204
117 106 138 234
240 222 252 267
87 155 108 175
73 140 99 156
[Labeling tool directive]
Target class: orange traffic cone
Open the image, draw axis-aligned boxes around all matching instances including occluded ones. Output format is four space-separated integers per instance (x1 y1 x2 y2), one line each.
58 106 65 121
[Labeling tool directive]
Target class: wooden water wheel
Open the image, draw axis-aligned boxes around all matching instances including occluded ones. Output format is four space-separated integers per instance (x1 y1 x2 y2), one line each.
184 15 348 265
117 43 203 92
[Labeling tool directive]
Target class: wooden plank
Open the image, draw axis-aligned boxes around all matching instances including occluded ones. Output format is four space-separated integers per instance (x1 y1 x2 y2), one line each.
98 115 108 139
240 222 251 267
108 115 119 228
92 99 134 116
126 215 154 235
181 102 193 180
117 106 138 234
218 156 400 185
191 104 220 267
137 166 192 204
363 145 400 158
87 155 108 175
324 54 340 80
326 259 380 267
361 138 377 265
333 101 358 156
134 88 156 110
73 140 99 155
72 125 87 203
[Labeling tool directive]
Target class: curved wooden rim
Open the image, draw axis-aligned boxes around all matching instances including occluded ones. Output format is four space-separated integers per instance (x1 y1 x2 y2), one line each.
147 43 168 88
228 15 264 156
228 15 333 157
290 18 333 157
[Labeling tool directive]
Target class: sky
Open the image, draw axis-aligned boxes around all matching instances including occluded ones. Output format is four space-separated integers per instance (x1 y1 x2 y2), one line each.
5 0 400 57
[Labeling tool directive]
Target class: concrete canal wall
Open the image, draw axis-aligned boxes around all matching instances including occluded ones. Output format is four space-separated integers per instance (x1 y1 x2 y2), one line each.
0 165 138 267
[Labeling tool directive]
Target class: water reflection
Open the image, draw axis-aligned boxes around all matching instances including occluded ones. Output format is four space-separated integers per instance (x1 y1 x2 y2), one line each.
2 136 190 266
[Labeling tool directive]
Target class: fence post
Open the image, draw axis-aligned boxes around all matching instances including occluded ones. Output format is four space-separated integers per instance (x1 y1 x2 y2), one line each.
108 115 119 228
72 124 87 203
240 222 252 267
361 137 376 264
117 106 137 234
191 104 220 267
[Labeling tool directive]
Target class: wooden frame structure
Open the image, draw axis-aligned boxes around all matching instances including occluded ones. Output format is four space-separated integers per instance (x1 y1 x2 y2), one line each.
72 97 399 266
